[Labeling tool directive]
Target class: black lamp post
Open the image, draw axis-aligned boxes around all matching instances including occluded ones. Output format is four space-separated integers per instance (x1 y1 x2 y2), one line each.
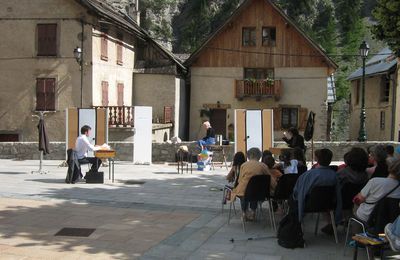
358 40 369 142
73 46 83 108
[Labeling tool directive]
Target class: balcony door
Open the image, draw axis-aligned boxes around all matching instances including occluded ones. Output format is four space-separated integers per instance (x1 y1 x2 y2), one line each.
210 109 227 139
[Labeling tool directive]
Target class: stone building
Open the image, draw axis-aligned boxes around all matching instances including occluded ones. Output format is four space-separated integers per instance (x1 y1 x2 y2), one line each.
0 0 186 142
185 0 337 141
348 47 400 141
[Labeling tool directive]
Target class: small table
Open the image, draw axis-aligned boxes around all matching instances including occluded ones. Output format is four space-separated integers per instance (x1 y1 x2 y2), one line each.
205 145 229 170
352 235 388 260
94 149 116 183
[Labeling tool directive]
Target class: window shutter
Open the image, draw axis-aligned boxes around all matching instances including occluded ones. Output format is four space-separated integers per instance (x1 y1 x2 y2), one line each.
45 79 56 111
36 79 46 111
273 107 281 130
101 81 109 106
117 42 123 65
37 24 57 56
298 107 308 130
117 83 124 106
101 34 108 61
164 106 172 123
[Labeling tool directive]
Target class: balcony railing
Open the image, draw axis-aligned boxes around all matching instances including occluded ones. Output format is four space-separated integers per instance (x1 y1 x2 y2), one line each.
94 106 134 127
235 79 282 101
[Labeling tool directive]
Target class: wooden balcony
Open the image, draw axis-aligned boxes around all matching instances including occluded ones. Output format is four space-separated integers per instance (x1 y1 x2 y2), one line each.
235 79 282 101
93 106 134 127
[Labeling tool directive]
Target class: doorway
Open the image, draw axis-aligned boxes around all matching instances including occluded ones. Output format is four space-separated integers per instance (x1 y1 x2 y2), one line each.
210 109 227 139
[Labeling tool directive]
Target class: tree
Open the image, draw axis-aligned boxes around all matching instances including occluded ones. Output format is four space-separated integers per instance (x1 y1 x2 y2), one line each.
311 1 337 54
372 0 400 56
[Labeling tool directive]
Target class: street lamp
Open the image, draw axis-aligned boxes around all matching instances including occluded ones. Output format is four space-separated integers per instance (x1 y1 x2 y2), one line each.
358 40 369 142
73 46 83 108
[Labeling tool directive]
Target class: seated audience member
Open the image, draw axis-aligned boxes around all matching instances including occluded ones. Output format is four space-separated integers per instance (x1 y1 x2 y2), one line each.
292 149 342 222
353 159 400 223
226 152 246 185
386 145 397 166
368 145 389 179
197 121 215 150
337 147 369 186
263 155 282 183
385 215 400 252
293 147 307 174
282 127 306 153
279 150 298 174
262 150 273 161
231 148 274 221
396 145 400 158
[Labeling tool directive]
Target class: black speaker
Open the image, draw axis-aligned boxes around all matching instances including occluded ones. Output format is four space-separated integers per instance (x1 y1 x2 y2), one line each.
85 171 104 184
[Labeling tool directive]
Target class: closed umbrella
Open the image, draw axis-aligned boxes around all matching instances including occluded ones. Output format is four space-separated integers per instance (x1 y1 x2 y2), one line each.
32 112 49 174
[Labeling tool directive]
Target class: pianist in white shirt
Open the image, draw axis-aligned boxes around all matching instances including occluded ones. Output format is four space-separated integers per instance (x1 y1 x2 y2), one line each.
75 125 106 172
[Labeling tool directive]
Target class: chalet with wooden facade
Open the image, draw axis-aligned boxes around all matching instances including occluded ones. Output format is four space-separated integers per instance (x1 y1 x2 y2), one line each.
0 0 186 142
348 47 400 141
185 0 337 141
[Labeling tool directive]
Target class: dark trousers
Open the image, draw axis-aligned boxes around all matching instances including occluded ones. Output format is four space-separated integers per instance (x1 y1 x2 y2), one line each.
240 198 258 212
78 157 102 172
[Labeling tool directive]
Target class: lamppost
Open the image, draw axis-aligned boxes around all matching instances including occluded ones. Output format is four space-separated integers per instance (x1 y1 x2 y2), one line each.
358 40 369 142
73 46 83 108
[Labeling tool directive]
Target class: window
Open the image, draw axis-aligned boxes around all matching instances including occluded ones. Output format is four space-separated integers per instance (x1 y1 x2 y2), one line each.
381 76 390 102
101 81 109 106
281 107 298 129
355 80 360 105
116 33 123 65
0 134 19 142
244 68 274 79
36 78 56 111
380 111 385 130
37 24 57 56
117 83 124 106
262 27 276 46
101 33 108 61
242 27 256 46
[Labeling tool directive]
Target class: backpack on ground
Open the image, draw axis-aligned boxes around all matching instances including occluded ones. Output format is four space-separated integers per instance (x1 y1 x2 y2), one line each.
277 199 305 249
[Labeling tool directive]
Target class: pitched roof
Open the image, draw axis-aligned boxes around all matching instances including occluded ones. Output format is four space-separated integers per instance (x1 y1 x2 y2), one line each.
76 0 186 72
348 47 396 80
185 0 338 69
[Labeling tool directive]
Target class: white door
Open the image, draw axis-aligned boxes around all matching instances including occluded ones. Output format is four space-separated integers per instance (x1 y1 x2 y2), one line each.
133 106 152 164
246 110 262 152
79 109 96 157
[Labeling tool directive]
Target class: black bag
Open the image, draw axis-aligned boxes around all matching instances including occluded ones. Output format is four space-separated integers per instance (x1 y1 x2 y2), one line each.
85 171 104 184
277 200 305 249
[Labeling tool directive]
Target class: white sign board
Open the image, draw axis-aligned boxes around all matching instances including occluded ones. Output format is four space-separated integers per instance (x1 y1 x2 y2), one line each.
133 106 152 164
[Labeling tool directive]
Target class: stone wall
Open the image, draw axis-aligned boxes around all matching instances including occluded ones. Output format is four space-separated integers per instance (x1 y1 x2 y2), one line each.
0 141 399 162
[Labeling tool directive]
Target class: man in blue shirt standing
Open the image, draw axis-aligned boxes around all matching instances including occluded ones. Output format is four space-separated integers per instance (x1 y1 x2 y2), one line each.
293 148 342 229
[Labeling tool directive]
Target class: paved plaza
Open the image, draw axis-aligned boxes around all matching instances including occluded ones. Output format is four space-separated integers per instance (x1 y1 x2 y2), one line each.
0 159 373 259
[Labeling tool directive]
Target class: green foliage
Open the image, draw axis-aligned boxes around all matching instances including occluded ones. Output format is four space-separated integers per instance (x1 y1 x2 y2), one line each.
372 0 400 56
311 1 337 54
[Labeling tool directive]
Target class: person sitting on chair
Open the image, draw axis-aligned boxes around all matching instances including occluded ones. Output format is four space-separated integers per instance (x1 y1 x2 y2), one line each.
198 121 215 150
231 147 274 221
75 125 103 172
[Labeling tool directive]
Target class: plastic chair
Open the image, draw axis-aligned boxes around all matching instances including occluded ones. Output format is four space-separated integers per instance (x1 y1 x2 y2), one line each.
272 174 299 214
228 175 275 232
304 185 339 244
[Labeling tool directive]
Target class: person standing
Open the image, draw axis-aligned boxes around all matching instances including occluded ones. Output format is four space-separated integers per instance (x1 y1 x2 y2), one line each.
198 121 216 150
75 125 103 172
282 127 306 152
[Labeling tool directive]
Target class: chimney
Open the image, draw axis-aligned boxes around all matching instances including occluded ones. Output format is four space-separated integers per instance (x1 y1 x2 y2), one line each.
126 0 140 25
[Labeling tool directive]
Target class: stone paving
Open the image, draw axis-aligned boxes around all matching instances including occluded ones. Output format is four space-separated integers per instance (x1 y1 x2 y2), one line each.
0 159 375 259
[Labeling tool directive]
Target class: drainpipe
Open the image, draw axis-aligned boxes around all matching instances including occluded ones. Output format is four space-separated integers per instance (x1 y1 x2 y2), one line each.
80 19 84 108
390 71 397 141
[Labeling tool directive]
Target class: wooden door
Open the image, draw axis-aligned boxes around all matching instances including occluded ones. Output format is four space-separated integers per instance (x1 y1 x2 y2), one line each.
210 109 227 138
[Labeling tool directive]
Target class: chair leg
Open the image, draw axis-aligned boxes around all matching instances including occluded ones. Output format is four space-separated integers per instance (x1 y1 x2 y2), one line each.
221 189 226 214
233 201 237 215
330 211 339 244
314 213 320 235
228 201 232 224
343 218 352 255
267 200 275 231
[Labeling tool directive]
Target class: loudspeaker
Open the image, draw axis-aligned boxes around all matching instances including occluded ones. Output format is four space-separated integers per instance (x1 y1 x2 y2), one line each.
85 171 104 184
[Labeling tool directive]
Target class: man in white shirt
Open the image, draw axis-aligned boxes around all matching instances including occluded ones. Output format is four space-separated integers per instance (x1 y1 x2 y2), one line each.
75 125 102 172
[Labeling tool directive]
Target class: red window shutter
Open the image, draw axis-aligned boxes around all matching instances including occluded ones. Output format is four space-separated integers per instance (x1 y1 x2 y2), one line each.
298 107 308 130
37 24 57 56
101 34 108 61
101 81 109 106
273 107 282 130
164 106 172 123
117 83 124 106
36 79 46 111
117 42 123 65
45 79 56 111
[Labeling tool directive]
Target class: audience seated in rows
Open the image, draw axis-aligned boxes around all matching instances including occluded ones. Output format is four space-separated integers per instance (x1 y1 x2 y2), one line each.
231 148 275 221
279 150 298 174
